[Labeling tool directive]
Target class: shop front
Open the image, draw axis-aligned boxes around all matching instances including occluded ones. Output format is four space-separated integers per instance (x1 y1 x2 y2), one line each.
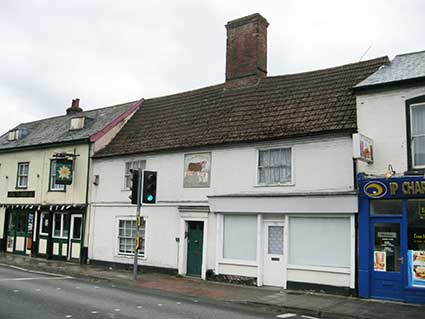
209 192 357 291
3 206 85 263
5 208 35 256
36 210 84 261
358 175 425 304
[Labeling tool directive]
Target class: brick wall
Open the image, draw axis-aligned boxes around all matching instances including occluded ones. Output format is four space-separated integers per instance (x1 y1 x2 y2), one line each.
225 13 269 87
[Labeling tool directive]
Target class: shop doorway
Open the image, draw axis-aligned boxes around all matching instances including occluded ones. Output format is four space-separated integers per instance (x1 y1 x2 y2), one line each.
186 221 204 277
370 218 404 301
38 212 50 256
69 214 83 260
263 221 285 287
51 212 70 260
6 210 33 255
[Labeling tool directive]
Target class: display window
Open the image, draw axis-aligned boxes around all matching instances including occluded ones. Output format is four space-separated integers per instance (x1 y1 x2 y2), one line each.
407 200 425 288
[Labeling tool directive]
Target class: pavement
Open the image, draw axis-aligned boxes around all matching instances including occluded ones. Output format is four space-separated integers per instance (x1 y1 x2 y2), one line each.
1 253 425 319
0 264 280 319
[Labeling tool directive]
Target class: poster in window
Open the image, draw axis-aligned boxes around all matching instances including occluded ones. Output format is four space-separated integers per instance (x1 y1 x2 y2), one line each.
408 228 425 249
27 213 34 233
55 159 73 185
408 250 425 288
183 152 211 188
374 251 386 271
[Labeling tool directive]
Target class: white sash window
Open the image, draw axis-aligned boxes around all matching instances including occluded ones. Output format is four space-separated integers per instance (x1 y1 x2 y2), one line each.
258 148 292 185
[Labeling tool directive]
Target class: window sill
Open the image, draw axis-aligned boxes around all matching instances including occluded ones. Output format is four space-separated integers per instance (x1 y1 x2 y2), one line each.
218 258 258 267
254 182 294 188
52 236 69 240
404 169 425 176
15 187 28 190
116 253 146 259
48 189 66 192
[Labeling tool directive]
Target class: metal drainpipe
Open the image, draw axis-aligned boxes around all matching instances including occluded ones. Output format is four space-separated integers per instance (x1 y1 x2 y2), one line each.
353 158 358 190
352 157 359 295
176 237 180 274
83 142 91 264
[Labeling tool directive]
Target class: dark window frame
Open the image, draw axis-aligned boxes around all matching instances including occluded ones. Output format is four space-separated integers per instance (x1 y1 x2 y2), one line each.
406 95 425 173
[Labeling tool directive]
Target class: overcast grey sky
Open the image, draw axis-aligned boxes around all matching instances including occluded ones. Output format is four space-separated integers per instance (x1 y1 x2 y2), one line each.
1 0 424 134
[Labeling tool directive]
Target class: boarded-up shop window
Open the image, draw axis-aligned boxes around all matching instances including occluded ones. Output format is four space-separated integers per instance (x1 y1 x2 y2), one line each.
288 217 350 268
223 215 257 261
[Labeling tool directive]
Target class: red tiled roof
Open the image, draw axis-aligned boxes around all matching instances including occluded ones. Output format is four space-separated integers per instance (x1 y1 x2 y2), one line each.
95 57 389 157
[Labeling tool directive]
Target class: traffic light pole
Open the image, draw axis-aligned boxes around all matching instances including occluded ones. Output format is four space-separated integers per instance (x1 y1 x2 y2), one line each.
133 168 143 280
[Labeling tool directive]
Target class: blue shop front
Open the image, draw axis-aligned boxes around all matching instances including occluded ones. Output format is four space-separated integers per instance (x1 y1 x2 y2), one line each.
358 175 425 303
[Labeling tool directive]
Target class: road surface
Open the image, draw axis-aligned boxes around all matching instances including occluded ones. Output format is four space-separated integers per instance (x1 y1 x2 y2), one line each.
0 264 318 319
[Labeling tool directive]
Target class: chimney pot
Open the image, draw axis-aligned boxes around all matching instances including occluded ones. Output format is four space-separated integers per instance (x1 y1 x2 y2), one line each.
66 98 83 115
225 13 269 88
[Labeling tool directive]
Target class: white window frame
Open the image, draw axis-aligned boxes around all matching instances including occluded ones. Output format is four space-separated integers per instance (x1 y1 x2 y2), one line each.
52 213 69 239
116 217 146 257
124 160 146 190
256 146 294 186
70 117 85 130
39 212 49 236
49 160 66 191
410 102 425 169
220 214 258 265
16 162 29 189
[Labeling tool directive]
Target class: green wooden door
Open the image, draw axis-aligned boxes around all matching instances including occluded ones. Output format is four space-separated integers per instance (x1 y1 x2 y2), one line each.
52 213 70 259
186 221 204 277
6 211 29 255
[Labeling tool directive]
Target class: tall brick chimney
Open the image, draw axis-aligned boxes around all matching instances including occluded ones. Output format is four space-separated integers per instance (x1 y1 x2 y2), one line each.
225 13 269 88
66 98 83 115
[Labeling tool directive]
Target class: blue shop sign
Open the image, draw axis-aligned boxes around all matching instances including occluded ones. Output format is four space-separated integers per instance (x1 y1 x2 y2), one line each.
359 176 425 199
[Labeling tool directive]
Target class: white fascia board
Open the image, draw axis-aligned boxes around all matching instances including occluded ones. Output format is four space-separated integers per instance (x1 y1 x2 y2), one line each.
208 193 358 214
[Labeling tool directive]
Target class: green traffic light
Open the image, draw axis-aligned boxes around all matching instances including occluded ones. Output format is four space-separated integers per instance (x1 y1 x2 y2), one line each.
147 194 154 202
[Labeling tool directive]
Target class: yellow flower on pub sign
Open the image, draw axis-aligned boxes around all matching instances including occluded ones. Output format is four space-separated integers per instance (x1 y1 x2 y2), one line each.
55 159 73 185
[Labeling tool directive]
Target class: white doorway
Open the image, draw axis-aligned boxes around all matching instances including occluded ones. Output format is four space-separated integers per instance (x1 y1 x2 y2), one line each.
263 221 285 287
69 214 83 260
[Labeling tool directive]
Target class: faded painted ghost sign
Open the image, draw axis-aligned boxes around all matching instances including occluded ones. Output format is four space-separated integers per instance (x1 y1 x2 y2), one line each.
183 152 211 188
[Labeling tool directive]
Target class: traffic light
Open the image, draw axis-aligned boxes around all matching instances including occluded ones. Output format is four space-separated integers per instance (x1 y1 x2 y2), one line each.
142 170 157 204
129 170 140 205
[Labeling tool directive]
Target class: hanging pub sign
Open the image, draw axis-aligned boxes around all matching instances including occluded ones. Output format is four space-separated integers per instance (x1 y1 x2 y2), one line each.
353 133 374 163
55 159 73 185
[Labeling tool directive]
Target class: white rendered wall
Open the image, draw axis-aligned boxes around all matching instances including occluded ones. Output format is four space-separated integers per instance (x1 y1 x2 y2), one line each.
90 203 218 271
356 86 425 175
90 134 355 283
90 205 178 269
287 269 350 287
92 134 355 206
